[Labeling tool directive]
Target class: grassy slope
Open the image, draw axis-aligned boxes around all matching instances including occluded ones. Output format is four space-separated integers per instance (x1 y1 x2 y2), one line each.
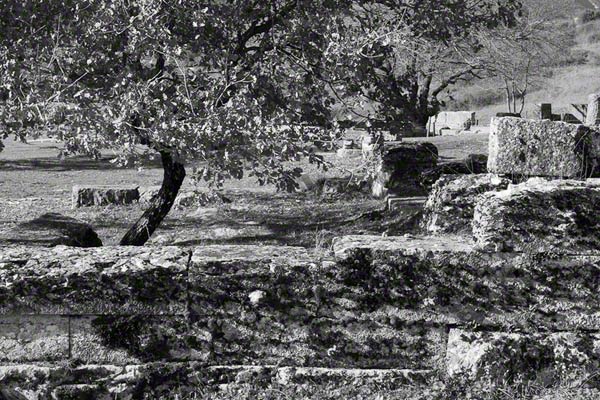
446 7 600 124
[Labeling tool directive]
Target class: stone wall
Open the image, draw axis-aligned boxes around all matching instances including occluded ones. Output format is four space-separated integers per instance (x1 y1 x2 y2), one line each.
1 241 600 397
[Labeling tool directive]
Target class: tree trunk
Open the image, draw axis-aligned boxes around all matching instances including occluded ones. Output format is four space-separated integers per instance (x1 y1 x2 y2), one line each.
120 150 186 246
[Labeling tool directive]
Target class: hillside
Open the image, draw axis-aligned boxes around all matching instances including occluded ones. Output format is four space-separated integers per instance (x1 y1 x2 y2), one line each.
445 2 600 124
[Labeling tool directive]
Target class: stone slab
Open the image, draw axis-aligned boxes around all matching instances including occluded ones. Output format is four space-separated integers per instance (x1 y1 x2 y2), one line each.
488 117 600 178
422 174 510 234
0 315 68 362
0 246 188 314
72 186 140 208
188 245 446 369
473 178 600 252
70 315 189 364
332 235 600 331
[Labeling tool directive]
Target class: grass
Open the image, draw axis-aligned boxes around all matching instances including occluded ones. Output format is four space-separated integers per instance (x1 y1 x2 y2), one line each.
1 133 483 248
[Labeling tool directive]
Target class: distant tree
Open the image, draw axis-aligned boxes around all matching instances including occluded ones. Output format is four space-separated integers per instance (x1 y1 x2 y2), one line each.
0 1 349 245
476 0 573 114
324 0 523 133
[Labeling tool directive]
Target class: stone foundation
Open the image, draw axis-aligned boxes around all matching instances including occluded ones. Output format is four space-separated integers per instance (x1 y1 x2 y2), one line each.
1 240 599 396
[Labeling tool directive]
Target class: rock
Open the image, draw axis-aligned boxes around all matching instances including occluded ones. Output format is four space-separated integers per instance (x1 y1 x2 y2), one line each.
422 174 510 234
13 213 102 247
447 329 600 382
585 92 600 126
248 290 267 306
473 178 600 252
487 117 600 178
72 186 139 208
173 190 231 208
371 142 438 198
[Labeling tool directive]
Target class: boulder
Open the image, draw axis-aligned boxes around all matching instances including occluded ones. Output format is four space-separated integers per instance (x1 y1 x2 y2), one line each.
487 117 600 178
422 174 510 234
419 154 488 188
13 213 102 247
473 178 600 252
72 186 139 208
372 142 438 198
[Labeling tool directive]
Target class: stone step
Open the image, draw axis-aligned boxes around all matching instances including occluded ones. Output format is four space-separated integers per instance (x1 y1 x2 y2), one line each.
332 235 600 331
0 364 434 399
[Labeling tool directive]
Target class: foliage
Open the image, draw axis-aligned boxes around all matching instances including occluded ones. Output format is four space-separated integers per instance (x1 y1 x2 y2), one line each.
322 0 523 131
0 0 349 191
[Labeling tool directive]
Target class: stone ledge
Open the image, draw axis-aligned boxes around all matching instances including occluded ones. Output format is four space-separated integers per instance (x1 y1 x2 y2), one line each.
0 246 189 314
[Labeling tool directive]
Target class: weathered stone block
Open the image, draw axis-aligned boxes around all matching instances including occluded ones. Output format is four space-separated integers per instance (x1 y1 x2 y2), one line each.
332 235 600 331
487 117 600 178
473 178 600 252
0 316 68 362
422 174 510 234
586 92 600 126
72 186 139 208
447 329 600 381
372 142 438 198
188 245 446 368
70 316 189 364
0 246 188 314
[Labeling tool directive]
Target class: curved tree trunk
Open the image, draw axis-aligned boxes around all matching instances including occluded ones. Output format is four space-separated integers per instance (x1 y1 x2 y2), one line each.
120 150 186 246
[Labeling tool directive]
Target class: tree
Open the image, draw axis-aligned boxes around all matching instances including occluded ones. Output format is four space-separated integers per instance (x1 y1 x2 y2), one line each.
475 0 573 114
323 0 523 133
0 0 349 245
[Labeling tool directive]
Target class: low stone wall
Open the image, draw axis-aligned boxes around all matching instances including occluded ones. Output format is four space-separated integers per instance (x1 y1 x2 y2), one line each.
1 240 600 397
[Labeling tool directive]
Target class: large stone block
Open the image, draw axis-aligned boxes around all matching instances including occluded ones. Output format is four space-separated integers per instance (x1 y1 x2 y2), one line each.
487 117 600 178
188 245 446 369
72 186 139 208
0 315 69 362
473 178 600 252
70 315 189 364
332 235 600 331
422 174 510 234
371 142 438 198
447 329 600 381
0 246 188 314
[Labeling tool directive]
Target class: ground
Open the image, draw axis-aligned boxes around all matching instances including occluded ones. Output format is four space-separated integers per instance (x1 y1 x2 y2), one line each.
0 133 487 249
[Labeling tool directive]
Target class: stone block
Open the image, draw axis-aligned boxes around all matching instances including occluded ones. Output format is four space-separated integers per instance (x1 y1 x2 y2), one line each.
70 315 189 364
0 246 188 314
372 142 438 198
473 178 600 252
188 245 447 368
0 315 69 362
422 174 510 234
332 235 600 331
447 329 600 381
72 186 139 208
488 117 600 178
